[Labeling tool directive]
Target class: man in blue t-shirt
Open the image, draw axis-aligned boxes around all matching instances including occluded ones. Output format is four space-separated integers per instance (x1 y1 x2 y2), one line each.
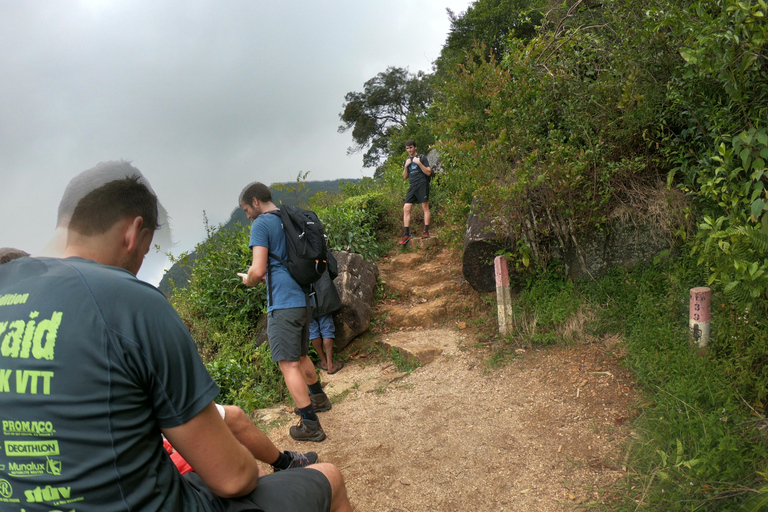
0 163 352 511
239 182 331 443
399 140 433 245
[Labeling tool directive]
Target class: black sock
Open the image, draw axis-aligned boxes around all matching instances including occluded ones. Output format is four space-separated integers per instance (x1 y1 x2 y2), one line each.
424 225 429 234
308 381 324 395
298 404 318 422
404 227 410 236
271 450 291 469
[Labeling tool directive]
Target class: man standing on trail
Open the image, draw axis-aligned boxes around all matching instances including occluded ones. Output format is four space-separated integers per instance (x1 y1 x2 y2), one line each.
239 182 332 443
399 140 432 245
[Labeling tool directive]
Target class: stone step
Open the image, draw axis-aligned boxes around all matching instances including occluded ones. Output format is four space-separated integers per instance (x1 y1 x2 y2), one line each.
379 296 454 328
377 328 460 366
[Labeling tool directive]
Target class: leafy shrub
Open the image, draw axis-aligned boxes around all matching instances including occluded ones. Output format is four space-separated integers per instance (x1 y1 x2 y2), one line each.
315 191 390 260
206 342 287 410
170 217 266 333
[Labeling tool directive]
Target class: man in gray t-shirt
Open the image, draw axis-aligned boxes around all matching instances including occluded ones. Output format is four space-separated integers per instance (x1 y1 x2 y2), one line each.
399 140 433 245
0 162 351 512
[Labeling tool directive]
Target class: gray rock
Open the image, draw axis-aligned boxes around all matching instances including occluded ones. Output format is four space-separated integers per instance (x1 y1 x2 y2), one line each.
564 215 673 280
426 148 443 176
462 204 506 292
332 251 380 350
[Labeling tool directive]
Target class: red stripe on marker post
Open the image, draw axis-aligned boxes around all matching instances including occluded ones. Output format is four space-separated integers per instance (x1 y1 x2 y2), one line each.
689 287 711 350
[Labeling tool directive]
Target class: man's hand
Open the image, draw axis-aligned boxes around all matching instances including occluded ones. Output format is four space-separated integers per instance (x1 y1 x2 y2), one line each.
413 157 420 165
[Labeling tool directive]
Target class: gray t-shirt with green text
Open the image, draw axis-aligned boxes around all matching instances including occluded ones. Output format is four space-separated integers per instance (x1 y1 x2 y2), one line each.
0 257 219 511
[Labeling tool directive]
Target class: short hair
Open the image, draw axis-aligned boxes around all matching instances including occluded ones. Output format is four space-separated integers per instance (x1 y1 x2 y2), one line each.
68 175 159 236
239 182 272 205
405 140 416 147
0 247 30 265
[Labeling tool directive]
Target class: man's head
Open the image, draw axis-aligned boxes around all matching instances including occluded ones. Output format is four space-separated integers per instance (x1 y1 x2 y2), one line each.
239 182 273 220
40 161 172 262
64 174 159 275
68 175 159 236
405 140 417 157
0 248 30 265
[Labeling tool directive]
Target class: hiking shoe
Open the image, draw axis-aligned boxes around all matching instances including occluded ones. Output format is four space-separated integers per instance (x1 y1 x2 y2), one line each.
293 393 332 415
422 231 430 238
273 450 319 471
398 234 412 246
290 418 326 442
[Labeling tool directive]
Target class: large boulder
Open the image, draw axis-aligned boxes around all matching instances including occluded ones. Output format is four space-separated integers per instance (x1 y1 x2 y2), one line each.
564 213 674 280
332 251 380 350
426 148 444 176
461 198 676 290
462 202 506 292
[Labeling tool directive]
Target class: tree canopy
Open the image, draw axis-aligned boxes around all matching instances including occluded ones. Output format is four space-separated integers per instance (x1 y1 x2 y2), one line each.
337 66 433 168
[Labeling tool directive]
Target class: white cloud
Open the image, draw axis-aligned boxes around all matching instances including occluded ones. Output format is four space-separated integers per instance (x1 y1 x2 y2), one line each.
0 0 472 283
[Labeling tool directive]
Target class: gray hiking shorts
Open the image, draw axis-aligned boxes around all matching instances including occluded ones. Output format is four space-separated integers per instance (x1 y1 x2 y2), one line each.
267 307 310 362
184 467 332 512
404 181 430 205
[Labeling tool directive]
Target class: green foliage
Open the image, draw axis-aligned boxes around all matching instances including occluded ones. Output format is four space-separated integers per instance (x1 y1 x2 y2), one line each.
656 0 768 314
170 216 264 330
495 254 768 510
169 216 279 410
430 0 677 269
510 268 583 345
316 192 389 260
436 0 545 73
206 342 287 410
579 258 768 511
693 129 768 313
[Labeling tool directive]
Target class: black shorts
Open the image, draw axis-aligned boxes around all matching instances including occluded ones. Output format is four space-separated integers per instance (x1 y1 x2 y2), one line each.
267 307 310 362
404 181 430 204
184 467 332 512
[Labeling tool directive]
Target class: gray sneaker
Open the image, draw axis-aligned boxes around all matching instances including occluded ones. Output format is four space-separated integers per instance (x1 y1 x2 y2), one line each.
273 450 318 471
290 418 326 442
293 393 332 415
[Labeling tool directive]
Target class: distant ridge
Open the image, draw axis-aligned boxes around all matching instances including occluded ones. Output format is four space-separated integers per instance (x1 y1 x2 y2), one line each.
158 178 359 295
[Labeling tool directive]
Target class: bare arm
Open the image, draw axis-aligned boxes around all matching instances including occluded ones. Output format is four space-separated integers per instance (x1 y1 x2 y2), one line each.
403 159 410 179
162 402 260 498
242 245 268 287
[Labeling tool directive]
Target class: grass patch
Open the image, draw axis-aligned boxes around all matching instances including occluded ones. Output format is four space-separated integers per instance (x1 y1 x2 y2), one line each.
485 253 768 511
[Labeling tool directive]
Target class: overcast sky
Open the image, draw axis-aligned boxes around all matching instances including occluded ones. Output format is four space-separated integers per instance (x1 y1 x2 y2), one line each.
0 0 472 283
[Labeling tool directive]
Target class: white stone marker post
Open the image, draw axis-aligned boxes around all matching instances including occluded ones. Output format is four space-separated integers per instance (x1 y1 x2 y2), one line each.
689 286 712 351
494 256 513 335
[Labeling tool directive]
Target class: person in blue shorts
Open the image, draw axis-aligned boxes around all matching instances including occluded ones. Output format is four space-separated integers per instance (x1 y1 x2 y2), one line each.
310 270 343 374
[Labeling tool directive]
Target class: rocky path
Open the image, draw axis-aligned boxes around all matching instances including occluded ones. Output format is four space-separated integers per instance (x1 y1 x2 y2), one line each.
259 240 637 511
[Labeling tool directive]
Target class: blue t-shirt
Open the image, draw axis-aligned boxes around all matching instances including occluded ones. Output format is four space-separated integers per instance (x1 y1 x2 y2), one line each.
249 211 308 311
0 257 219 512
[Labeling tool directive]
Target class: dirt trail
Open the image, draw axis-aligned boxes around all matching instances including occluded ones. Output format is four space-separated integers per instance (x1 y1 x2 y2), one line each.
260 241 637 511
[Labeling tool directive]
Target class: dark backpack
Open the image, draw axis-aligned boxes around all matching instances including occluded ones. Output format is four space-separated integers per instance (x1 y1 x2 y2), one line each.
268 206 328 286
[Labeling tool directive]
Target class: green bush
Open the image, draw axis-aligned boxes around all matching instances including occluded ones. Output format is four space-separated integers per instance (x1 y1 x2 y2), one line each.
206 342 287 411
580 258 768 511
170 218 265 332
315 190 390 260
